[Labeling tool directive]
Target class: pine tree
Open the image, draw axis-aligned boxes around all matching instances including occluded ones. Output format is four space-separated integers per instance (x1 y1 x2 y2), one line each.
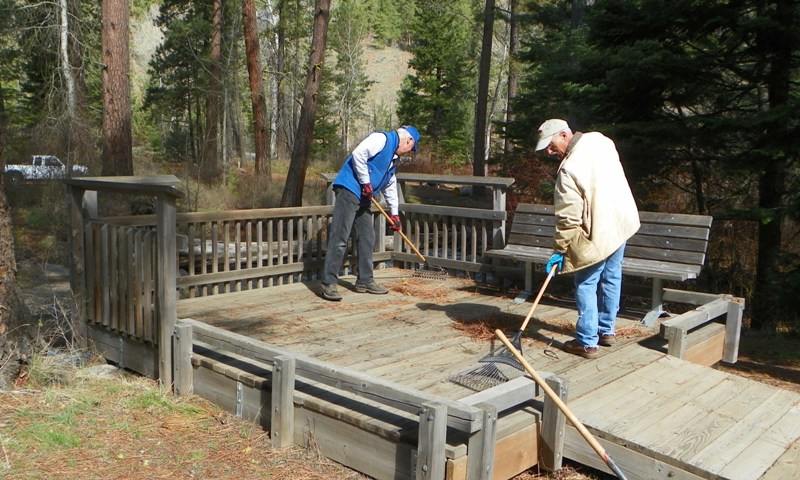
397 0 476 161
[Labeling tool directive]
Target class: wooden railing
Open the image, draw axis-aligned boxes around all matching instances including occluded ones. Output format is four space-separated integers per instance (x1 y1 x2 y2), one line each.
66 176 182 387
67 174 514 386
85 222 158 342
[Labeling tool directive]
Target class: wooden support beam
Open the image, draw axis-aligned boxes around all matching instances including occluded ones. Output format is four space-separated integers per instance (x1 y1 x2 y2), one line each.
723 297 744 364
173 323 193 396
156 193 178 389
271 355 296 448
664 324 688 359
540 375 568 471
466 402 497 480
417 402 447 480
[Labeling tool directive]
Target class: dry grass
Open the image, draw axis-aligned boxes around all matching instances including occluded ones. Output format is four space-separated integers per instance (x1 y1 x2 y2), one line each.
0 354 605 480
0 366 369 480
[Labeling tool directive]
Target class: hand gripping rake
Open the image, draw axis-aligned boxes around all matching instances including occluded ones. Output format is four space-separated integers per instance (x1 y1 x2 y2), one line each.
370 197 447 279
494 329 628 480
448 267 556 391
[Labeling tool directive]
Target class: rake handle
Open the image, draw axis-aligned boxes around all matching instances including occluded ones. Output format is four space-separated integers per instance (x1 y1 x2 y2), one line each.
494 329 628 480
370 197 426 263
519 267 556 333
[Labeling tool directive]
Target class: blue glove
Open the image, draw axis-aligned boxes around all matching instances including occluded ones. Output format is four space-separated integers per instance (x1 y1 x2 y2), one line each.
546 252 564 274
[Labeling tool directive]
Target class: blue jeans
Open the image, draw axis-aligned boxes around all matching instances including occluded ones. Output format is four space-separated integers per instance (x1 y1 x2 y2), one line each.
322 187 375 285
574 242 626 348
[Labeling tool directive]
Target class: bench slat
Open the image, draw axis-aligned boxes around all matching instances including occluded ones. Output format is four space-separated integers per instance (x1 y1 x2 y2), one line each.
639 211 713 228
627 234 708 253
636 223 711 241
624 245 706 266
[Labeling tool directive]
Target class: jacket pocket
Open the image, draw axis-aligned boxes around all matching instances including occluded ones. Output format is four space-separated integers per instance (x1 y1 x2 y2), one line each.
566 231 602 270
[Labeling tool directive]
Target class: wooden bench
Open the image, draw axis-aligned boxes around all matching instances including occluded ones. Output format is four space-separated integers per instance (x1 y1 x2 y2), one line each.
484 203 714 326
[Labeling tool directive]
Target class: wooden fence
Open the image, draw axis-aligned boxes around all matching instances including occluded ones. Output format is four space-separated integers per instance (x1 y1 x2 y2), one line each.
66 174 514 386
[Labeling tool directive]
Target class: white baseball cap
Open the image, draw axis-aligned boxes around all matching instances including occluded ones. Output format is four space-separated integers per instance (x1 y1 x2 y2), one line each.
535 119 569 151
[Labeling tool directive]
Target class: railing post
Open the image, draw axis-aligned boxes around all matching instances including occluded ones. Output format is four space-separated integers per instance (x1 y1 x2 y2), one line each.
173 323 193 395
157 192 178 389
466 402 497 480
491 185 507 249
417 402 447 480
271 355 296 448
541 376 568 471
67 186 97 348
723 296 744 363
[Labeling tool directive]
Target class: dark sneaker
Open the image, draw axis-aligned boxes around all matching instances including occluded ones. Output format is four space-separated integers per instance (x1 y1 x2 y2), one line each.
599 334 616 347
354 281 388 295
320 283 342 301
563 339 599 359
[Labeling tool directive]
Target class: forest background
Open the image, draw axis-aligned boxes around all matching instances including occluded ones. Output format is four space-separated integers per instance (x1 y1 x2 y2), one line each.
0 0 798 338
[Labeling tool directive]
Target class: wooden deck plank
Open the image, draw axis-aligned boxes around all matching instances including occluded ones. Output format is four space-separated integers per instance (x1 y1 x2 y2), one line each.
688 388 800 477
596 359 730 440
759 440 800 480
175 268 796 480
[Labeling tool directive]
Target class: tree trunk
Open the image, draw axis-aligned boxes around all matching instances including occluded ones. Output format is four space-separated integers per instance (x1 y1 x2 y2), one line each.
100 0 133 176
275 0 289 161
243 0 271 177
280 0 331 207
67 0 93 169
0 177 34 389
473 0 495 180
503 0 519 156
201 0 223 182
752 0 794 330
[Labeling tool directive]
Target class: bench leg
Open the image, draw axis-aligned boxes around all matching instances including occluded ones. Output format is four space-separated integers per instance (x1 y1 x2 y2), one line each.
513 261 533 304
641 278 666 326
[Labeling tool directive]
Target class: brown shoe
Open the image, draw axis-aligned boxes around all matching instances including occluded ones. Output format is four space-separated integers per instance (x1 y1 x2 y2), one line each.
599 334 616 347
563 340 599 359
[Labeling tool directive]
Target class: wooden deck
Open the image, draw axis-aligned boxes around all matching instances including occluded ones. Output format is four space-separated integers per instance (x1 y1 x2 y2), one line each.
177 268 800 480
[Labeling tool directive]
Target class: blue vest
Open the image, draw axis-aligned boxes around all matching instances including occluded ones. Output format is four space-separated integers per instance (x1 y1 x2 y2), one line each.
333 131 399 200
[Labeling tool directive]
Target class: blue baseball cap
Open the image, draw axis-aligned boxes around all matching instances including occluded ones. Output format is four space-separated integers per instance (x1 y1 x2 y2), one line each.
401 125 420 152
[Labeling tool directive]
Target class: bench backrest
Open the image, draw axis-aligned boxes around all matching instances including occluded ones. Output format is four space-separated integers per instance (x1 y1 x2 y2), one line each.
507 203 712 273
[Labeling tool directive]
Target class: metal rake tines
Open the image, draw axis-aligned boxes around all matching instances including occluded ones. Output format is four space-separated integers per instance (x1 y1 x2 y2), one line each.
478 344 525 370
411 266 449 279
448 362 511 391
448 352 526 391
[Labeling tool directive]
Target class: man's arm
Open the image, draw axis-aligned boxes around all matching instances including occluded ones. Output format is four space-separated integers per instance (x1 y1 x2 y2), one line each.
553 170 584 252
351 132 387 185
383 176 399 215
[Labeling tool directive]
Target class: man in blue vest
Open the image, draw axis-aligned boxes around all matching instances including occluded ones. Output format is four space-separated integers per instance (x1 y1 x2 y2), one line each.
320 126 420 301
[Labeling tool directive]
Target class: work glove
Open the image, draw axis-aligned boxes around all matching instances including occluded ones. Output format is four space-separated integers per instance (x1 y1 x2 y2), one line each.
389 215 402 232
546 252 564 274
360 183 373 205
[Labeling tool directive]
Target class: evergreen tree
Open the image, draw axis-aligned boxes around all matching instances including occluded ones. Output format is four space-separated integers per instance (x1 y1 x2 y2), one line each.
145 0 213 163
397 0 476 161
369 0 414 47
327 0 371 151
507 0 800 331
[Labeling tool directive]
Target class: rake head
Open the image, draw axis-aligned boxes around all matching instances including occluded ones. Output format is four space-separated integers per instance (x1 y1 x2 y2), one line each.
411 265 449 279
447 340 526 391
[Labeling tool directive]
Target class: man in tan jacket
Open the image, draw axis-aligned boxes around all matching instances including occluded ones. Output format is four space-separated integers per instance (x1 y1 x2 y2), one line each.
536 119 640 358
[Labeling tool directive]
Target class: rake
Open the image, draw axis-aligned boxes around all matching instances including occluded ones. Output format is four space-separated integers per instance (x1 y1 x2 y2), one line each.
448 267 556 391
371 197 448 279
494 329 628 479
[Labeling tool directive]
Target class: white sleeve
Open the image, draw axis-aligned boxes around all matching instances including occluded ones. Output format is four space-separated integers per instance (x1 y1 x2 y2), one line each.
351 133 387 185
383 175 399 215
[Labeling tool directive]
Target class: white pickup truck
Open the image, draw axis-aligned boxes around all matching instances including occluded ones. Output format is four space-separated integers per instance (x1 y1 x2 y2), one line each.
4 155 89 184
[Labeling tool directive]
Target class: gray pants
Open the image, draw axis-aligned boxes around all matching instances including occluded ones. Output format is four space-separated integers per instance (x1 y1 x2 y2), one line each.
322 187 375 285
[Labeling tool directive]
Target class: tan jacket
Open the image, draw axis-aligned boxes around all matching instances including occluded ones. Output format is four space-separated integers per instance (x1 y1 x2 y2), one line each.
553 132 640 273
